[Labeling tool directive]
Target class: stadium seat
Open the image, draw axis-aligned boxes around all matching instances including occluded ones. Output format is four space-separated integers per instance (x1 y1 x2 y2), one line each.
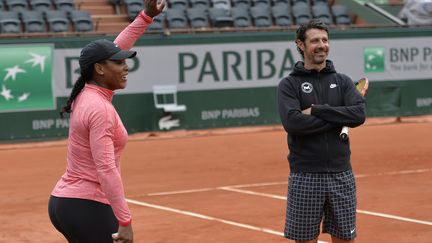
271 0 289 5
292 2 312 25
45 10 69 32
187 7 210 28
231 6 252 27
70 10 93 32
250 5 272 27
0 10 21 33
332 4 352 25
232 0 251 8
4 0 29 12
312 3 333 25
189 0 210 9
147 13 165 31
166 8 188 29
211 0 231 11
29 0 53 12
21 10 46 33
272 3 292 27
124 0 145 21
168 0 189 10
208 7 234 27
311 0 328 5
251 0 270 7
292 0 308 4
53 0 76 13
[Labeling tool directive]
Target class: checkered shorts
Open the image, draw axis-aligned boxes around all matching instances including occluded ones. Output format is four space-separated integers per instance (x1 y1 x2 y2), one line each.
284 170 357 241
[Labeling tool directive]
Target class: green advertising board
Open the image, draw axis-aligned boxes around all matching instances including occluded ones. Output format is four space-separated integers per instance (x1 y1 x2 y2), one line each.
364 47 385 73
0 45 55 113
0 28 431 141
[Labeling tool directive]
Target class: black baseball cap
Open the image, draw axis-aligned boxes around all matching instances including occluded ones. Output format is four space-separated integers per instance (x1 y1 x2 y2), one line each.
79 39 137 69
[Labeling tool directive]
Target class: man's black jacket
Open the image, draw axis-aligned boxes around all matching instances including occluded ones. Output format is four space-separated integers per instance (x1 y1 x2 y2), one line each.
277 60 366 173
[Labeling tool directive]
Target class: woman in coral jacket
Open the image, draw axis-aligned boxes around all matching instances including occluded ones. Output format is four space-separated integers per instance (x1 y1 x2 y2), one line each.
48 1 165 242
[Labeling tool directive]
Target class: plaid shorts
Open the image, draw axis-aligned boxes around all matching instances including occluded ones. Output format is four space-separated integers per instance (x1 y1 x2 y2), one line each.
284 170 357 241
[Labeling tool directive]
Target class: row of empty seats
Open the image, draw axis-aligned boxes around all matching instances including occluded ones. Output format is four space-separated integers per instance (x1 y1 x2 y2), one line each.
111 0 352 31
164 0 333 10
0 0 95 33
0 9 93 33
143 1 352 30
0 0 76 12
0 0 353 34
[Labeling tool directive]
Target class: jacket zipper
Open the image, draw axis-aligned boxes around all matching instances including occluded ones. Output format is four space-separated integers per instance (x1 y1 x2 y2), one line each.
316 72 330 172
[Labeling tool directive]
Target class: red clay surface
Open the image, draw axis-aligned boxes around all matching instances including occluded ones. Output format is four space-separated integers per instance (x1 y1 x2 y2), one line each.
1 119 431 243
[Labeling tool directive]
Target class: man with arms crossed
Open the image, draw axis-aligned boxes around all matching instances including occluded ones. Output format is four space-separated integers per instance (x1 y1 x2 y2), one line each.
277 19 366 243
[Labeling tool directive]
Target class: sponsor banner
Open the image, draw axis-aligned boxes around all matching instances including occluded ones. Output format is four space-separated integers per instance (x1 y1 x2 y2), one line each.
177 87 279 130
54 42 298 95
0 44 55 113
1 33 431 141
53 36 432 97
334 37 432 81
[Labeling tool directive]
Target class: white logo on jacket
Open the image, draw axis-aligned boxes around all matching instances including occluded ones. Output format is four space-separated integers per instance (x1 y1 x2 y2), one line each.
301 82 313 93
330 83 337 88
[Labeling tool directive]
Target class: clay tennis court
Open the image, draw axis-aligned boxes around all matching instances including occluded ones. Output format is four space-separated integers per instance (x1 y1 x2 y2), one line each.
1 118 431 243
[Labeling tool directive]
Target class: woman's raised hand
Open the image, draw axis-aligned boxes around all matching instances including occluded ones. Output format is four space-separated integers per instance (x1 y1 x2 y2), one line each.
144 0 166 18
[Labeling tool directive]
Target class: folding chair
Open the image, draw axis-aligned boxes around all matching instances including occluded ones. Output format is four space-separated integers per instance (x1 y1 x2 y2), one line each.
152 85 187 113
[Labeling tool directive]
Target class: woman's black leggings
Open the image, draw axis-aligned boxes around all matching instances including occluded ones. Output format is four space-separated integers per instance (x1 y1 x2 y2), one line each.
48 196 118 243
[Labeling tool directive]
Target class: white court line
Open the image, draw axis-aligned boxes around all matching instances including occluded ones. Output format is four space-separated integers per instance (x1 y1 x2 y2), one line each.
133 168 431 198
221 187 286 201
146 188 216 196
135 182 288 197
356 210 432 226
220 187 286 200
227 181 288 188
356 168 432 178
126 198 328 243
220 187 432 226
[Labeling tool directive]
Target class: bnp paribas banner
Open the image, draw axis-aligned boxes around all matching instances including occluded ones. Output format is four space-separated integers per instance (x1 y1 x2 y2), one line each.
1 33 431 141
334 37 432 82
53 36 432 96
0 45 55 113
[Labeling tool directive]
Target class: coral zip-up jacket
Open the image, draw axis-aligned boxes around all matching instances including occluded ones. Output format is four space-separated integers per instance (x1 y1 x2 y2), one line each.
51 11 153 226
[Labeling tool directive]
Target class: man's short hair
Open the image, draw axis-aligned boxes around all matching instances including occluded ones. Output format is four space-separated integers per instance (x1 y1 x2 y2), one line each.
295 19 329 57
